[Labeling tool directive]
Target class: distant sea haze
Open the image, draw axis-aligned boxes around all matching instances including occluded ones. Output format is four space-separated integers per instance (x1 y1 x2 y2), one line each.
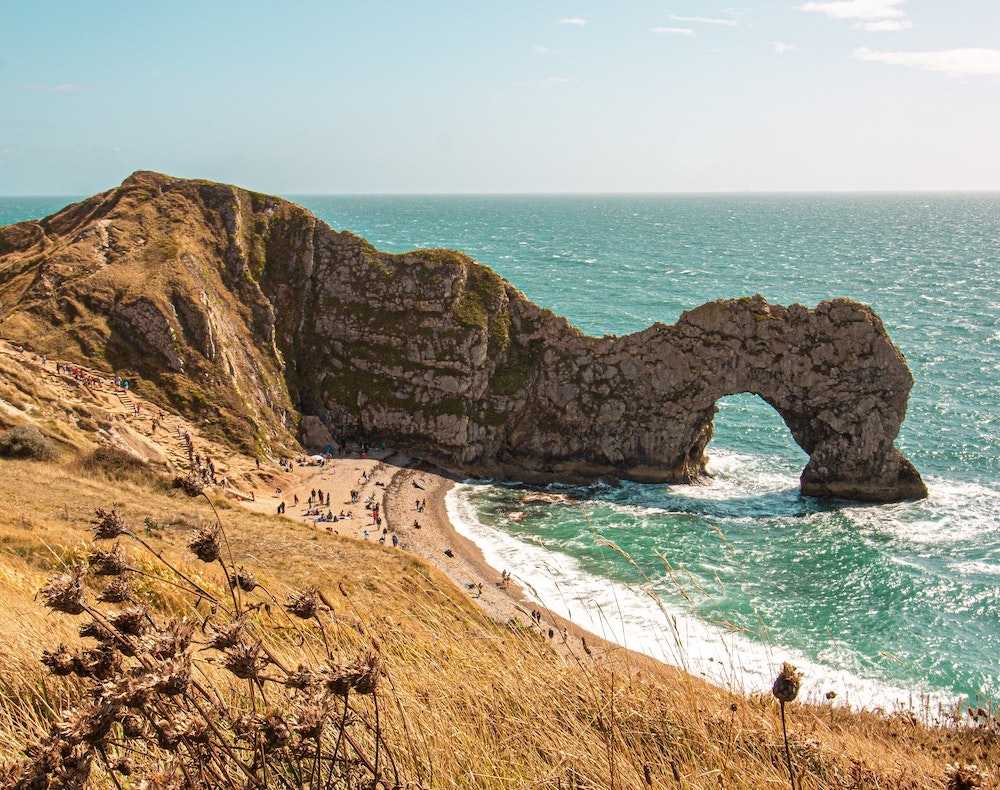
4 192 998 709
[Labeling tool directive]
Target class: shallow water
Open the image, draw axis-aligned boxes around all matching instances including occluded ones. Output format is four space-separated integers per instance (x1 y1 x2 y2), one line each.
5 192 998 708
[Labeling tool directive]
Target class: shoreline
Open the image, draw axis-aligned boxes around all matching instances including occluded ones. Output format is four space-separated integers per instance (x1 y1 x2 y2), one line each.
242 451 653 666
239 451 966 713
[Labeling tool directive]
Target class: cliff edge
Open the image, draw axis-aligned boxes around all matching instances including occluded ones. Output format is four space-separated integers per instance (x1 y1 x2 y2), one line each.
0 171 927 502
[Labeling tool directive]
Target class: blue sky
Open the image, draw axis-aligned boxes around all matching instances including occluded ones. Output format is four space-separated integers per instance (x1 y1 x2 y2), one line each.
1 1 998 194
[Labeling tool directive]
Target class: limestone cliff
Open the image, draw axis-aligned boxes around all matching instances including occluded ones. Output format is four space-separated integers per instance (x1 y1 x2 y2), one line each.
0 171 927 501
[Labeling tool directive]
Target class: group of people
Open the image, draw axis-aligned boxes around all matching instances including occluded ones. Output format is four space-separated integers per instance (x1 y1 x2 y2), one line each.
309 488 331 507
53 361 104 389
364 525 399 548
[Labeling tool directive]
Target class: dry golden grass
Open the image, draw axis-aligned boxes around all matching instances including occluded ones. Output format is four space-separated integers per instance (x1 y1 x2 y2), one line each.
0 458 996 788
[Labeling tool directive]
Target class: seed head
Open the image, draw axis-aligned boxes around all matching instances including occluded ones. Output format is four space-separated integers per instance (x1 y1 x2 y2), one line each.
229 566 257 592
285 663 319 689
207 618 245 650
97 577 132 604
261 711 292 752
188 526 221 563
145 619 195 660
293 696 328 740
116 676 155 709
174 474 204 497
39 567 86 615
12 737 93 789
41 644 77 676
57 701 120 746
109 605 148 637
109 757 130 776
152 656 192 696
77 643 119 680
322 652 381 696
88 543 129 576
772 662 802 704
154 712 209 752
285 587 320 619
944 763 986 790
222 641 264 680
93 507 127 540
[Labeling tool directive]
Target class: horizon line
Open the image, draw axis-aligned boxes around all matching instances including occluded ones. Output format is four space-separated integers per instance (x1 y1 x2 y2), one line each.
4 187 1000 199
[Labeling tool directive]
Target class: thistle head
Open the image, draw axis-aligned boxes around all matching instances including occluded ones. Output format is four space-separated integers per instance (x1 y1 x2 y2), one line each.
260 710 292 752
97 577 132 604
293 695 328 740
207 617 246 650
284 663 319 690
229 566 257 592
120 713 146 739
771 662 802 704
321 652 381 697
39 567 86 615
88 543 129 576
41 644 77 676
151 656 192 696
285 588 319 620
944 763 986 790
145 619 195 660
187 526 221 563
108 605 148 637
222 641 264 680
93 507 127 540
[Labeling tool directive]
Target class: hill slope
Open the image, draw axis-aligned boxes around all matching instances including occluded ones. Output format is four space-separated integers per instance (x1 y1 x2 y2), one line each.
0 171 925 501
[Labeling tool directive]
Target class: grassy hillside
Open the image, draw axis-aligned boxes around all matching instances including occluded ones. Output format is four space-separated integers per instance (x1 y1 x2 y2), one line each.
0 452 994 788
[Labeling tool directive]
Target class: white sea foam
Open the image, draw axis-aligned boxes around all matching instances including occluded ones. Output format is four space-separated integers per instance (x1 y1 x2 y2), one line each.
446 481 962 715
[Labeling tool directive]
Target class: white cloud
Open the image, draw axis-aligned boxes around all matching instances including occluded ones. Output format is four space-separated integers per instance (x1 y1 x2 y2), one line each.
542 76 571 85
859 18 911 31
559 17 587 27
532 44 551 55
651 26 695 36
669 15 737 27
773 41 797 55
800 0 906 20
854 47 1000 75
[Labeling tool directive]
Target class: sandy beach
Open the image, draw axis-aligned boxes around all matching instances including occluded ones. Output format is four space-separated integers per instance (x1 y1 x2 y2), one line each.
240 449 627 662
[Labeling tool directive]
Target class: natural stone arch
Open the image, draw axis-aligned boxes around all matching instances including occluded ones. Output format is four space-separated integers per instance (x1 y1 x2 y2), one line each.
495 295 927 502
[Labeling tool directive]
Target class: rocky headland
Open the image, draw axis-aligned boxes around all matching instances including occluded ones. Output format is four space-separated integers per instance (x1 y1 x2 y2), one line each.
0 171 926 502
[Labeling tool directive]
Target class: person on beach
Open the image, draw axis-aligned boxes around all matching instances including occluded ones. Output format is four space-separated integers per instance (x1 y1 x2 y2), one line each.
392 533 399 548
277 501 285 514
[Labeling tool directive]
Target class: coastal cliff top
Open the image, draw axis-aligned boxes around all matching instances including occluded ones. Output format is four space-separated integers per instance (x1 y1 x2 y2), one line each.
0 172 925 502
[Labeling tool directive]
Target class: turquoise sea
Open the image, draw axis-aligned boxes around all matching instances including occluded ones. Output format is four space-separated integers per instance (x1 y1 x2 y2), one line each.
4 192 998 712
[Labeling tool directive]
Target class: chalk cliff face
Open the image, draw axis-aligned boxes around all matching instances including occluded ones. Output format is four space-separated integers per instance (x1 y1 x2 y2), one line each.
0 172 927 502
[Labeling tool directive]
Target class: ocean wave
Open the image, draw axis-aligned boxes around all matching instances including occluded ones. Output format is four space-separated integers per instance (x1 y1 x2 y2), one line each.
843 476 1000 545
446 483 961 715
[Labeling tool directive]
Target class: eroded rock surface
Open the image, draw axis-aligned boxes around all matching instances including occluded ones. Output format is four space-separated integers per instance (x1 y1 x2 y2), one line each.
0 171 927 501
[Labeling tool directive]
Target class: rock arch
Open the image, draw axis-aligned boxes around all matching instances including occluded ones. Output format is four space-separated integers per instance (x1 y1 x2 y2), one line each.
498 295 927 502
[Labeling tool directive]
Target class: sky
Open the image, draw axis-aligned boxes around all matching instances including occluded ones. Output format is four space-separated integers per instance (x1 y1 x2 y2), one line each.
1 0 999 194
